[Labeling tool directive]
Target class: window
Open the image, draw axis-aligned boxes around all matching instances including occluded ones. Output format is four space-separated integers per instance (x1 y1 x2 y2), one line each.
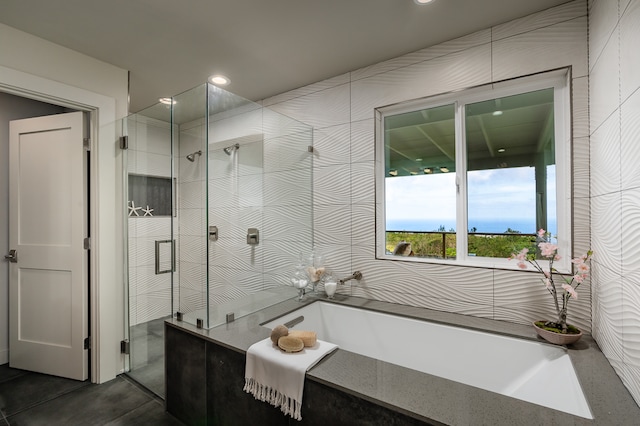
375 70 571 271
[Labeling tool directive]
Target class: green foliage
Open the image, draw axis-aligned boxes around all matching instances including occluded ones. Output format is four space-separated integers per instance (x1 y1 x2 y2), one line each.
386 230 535 259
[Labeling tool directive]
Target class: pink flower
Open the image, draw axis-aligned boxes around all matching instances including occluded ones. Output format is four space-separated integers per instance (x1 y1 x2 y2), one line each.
518 261 527 269
573 274 584 283
538 242 558 257
562 283 578 299
554 254 562 261
537 229 546 238
543 278 552 288
576 262 590 274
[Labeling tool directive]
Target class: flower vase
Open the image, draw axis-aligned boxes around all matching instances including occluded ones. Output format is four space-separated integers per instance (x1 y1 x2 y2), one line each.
533 321 583 345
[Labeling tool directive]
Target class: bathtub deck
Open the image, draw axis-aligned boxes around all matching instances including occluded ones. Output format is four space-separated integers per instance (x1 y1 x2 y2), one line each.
166 293 640 425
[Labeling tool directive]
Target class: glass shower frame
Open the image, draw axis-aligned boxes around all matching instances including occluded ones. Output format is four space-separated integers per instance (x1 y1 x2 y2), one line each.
123 82 313 396
173 82 314 329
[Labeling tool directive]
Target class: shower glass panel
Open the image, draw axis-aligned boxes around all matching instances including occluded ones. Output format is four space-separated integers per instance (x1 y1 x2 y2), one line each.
175 83 314 329
123 82 313 397
124 100 174 398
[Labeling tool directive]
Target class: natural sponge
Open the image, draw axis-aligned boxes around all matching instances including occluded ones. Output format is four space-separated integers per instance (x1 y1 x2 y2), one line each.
288 330 317 347
270 324 289 344
277 335 304 353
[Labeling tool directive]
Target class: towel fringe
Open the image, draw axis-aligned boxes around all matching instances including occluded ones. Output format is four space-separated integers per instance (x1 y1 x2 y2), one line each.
244 377 302 421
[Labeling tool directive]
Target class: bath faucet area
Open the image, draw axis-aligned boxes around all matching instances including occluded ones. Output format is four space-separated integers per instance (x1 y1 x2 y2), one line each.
338 271 362 285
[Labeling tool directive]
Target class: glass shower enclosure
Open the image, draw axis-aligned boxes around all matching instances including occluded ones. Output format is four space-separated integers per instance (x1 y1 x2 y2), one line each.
123 83 314 397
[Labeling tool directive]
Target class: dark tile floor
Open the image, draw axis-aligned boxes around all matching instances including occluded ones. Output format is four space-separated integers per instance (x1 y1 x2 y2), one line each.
0 364 183 426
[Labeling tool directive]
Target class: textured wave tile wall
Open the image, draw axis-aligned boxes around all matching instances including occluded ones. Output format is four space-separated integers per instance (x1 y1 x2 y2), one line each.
263 0 592 330
590 0 640 406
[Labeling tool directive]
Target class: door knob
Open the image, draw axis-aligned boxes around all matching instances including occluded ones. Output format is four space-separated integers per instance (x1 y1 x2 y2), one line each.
4 249 17 263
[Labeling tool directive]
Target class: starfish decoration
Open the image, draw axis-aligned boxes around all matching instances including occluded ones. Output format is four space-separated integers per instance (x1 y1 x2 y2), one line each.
128 201 142 217
142 205 154 217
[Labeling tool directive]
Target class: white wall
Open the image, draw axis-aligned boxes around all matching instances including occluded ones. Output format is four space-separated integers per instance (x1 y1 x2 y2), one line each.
0 23 129 383
264 1 591 330
589 0 640 406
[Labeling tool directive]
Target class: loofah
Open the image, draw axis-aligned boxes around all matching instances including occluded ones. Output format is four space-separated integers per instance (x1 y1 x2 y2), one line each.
288 330 317 347
277 335 304 353
270 324 289 344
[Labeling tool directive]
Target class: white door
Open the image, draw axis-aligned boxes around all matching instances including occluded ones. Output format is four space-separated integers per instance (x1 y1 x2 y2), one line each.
8 111 88 381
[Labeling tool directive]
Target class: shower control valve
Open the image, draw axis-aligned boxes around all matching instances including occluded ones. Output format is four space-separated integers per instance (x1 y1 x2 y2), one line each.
247 228 259 245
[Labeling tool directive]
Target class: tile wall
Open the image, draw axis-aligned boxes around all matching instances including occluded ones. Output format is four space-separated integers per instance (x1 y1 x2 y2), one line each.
126 115 173 326
589 0 640 405
176 102 313 318
263 1 591 329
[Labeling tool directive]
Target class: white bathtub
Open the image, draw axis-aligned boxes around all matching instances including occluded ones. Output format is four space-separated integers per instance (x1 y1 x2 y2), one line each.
263 301 592 419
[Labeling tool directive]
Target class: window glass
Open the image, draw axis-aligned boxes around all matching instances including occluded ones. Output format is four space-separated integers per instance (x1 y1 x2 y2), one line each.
376 71 569 269
384 104 456 259
465 89 555 258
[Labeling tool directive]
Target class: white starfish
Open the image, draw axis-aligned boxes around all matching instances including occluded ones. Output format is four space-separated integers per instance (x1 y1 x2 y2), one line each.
128 200 142 217
142 205 154 216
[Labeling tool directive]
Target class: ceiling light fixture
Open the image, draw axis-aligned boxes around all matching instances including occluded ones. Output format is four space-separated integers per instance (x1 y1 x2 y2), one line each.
389 169 398 176
439 166 449 173
492 110 503 116
159 97 176 105
209 75 230 86
414 0 434 4
424 168 433 174
410 171 418 175
498 148 506 153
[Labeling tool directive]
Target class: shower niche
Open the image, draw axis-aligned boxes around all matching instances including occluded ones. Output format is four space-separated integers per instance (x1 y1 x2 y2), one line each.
123 81 314 395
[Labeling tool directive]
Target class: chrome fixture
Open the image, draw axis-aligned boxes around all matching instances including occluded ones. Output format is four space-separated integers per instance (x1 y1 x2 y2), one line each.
4 249 17 263
186 150 202 162
223 143 239 155
209 225 218 241
338 271 362 285
246 228 259 245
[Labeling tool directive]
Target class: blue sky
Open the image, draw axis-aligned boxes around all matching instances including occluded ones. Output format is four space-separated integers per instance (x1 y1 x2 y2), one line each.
385 166 556 233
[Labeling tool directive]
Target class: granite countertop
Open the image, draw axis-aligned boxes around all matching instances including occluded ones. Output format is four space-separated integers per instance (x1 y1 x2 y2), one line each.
166 293 640 425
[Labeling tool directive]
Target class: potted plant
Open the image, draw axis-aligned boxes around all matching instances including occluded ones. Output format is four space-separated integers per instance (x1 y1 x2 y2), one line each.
510 229 592 345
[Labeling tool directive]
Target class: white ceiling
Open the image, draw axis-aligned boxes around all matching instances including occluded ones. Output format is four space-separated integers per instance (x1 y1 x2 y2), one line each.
0 0 570 113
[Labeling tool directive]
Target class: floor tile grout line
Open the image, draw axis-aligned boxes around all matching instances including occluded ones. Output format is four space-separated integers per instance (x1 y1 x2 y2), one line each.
2 378 90 418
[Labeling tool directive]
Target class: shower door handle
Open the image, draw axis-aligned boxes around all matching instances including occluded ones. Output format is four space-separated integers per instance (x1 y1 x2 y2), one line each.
4 249 17 263
155 240 175 274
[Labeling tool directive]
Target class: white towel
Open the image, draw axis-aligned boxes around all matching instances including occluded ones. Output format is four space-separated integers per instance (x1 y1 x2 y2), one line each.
244 337 338 421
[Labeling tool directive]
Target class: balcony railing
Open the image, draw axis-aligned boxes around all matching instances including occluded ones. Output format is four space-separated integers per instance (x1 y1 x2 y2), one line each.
386 230 537 259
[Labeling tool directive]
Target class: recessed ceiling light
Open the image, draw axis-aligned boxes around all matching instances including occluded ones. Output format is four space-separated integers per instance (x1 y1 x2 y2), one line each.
492 110 503 116
498 148 506 153
415 158 422 162
389 169 398 176
439 166 449 173
209 75 230 85
159 97 176 105
414 0 434 4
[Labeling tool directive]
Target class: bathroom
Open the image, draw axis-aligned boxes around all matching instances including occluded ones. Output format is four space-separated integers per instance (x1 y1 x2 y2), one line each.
1 0 640 424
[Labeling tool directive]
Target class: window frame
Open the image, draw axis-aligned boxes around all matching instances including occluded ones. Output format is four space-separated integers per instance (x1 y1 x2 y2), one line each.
374 69 572 272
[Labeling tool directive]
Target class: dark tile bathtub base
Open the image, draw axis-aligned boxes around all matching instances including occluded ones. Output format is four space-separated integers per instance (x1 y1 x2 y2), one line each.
300 380 434 426
206 342 293 426
165 324 207 426
166 323 433 425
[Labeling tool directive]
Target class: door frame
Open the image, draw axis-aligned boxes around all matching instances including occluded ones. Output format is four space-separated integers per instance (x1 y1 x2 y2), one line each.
1 65 122 384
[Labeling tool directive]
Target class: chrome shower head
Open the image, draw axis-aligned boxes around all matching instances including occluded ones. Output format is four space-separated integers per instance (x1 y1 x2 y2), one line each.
186 150 202 162
223 143 239 155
